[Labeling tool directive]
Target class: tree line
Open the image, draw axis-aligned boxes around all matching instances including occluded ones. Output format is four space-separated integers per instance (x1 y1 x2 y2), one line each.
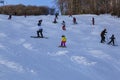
0 4 55 15
56 0 120 17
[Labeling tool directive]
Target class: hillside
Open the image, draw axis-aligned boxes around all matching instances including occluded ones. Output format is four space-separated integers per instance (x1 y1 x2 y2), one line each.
0 14 120 80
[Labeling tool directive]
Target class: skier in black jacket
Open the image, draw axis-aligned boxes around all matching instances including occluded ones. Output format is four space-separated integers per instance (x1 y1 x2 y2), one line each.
100 29 107 43
108 34 115 46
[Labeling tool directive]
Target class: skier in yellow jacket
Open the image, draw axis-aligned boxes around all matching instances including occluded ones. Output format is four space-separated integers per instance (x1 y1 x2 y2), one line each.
60 35 67 47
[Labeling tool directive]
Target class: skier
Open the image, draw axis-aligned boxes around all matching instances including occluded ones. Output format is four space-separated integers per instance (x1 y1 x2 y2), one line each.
108 34 115 46
37 21 43 38
53 17 57 23
92 17 95 25
73 17 77 24
8 14 12 20
100 28 107 43
55 12 59 19
59 35 67 47
62 21 66 30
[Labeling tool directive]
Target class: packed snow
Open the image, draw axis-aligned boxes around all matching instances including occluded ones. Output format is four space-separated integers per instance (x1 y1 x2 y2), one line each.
0 14 120 80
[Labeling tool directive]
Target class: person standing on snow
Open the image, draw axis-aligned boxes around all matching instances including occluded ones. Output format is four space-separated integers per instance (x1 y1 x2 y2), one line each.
62 21 66 30
108 34 115 46
55 12 59 19
59 35 67 47
73 17 77 24
53 17 57 23
92 17 95 25
100 28 107 43
37 21 43 38
8 14 12 20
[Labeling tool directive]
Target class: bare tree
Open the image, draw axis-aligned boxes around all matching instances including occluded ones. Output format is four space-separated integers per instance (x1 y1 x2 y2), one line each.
56 0 120 17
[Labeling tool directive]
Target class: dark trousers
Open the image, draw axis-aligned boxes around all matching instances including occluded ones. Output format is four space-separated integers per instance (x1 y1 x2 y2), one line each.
101 36 105 43
37 29 43 38
61 41 66 47
62 26 66 30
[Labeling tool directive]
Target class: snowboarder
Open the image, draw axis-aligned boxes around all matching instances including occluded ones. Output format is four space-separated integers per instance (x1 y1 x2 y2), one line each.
59 35 67 47
108 34 115 46
37 22 43 38
92 17 95 25
100 28 107 43
73 17 77 24
53 18 57 23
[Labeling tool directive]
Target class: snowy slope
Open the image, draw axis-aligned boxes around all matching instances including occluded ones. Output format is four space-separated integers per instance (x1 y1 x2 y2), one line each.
0 14 120 80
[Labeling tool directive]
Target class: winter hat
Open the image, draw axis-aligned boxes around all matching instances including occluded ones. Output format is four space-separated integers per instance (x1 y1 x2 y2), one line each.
62 35 65 37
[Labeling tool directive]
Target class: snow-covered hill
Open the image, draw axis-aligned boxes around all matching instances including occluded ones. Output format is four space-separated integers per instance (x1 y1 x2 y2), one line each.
0 14 120 80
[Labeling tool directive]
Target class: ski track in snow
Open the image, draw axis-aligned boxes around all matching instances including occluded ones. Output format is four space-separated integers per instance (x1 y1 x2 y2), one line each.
88 50 111 59
48 50 69 56
0 57 36 74
23 43 33 50
48 50 97 66
71 56 97 66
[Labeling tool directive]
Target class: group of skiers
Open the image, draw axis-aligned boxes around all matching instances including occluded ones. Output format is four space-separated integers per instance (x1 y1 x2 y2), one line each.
36 13 117 47
100 28 116 46
37 13 67 47
7 12 117 47
8 14 26 20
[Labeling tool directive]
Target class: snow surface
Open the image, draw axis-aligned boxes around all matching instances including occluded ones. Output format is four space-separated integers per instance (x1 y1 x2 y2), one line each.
0 14 120 80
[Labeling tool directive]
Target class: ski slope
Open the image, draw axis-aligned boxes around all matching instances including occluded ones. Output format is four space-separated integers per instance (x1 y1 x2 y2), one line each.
0 14 120 80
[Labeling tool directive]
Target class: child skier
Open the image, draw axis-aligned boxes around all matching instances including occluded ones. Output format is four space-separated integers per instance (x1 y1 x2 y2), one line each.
62 21 66 30
59 35 67 47
62 25 66 31
108 34 115 46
